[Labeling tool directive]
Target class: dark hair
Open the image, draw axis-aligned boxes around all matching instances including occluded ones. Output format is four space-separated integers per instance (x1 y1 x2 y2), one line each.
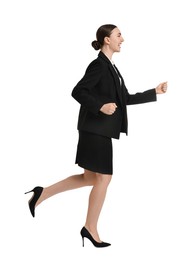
91 24 117 50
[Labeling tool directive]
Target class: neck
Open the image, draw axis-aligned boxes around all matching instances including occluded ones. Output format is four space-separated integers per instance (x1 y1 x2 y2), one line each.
101 47 114 61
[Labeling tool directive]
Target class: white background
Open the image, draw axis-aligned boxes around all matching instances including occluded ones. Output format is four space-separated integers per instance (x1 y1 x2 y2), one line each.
0 0 184 259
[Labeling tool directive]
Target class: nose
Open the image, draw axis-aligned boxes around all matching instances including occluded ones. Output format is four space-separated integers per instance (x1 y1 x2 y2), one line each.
121 36 124 42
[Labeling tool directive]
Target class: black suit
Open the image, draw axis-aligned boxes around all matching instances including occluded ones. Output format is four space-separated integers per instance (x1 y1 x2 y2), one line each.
72 51 156 139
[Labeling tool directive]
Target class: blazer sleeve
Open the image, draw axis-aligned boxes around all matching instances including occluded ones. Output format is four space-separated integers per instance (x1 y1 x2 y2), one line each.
124 87 157 105
71 60 104 115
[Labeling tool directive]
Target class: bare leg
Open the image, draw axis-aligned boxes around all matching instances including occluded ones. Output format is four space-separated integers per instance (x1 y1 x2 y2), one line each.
35 170 112 242
84 173 112 242
36 169 96 207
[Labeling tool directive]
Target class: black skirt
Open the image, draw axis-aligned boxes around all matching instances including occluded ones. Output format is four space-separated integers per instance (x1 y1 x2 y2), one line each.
75 131 113 175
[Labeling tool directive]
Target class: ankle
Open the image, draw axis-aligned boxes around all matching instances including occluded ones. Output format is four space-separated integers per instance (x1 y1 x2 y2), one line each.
84 224 96 233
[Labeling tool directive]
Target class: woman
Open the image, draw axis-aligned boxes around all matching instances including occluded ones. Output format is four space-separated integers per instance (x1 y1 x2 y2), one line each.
25 24 167 247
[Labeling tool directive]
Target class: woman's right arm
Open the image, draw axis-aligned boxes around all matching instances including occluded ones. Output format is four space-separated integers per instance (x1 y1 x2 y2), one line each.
71 60 104 115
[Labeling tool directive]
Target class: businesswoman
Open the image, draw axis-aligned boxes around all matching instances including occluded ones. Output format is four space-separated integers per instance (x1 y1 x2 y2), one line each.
25 24 167 247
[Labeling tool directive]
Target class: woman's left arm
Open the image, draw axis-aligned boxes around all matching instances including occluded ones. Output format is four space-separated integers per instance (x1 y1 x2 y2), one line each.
125 81 168 105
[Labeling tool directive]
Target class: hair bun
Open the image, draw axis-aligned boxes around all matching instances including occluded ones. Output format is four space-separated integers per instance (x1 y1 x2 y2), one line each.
91 40 101 50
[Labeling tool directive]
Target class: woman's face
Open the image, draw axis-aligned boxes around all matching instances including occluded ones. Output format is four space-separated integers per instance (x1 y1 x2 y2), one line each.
108 27 124 52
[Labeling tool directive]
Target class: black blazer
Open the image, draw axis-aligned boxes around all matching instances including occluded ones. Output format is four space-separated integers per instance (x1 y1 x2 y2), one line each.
72 51 156 139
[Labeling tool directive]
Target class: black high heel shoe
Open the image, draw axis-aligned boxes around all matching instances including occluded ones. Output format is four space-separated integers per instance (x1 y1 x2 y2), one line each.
25 186 43 217
80 227 111 248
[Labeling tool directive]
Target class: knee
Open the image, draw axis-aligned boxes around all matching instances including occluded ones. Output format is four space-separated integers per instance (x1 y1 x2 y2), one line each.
95 173 112 187
83 170 96 186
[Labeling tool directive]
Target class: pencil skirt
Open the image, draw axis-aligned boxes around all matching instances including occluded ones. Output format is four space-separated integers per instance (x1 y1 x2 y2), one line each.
75 131 113 175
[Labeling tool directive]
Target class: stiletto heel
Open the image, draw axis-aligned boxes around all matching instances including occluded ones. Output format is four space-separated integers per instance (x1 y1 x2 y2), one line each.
82 237 84 247
80 227 111 248
25 186 43 217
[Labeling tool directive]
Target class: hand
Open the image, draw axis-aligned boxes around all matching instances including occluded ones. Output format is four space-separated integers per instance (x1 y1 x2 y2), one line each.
155 81 168 94
100 103 117 115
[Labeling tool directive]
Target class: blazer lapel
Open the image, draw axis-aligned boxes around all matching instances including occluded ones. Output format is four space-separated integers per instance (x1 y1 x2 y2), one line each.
109 64 124 106
98 52 123 106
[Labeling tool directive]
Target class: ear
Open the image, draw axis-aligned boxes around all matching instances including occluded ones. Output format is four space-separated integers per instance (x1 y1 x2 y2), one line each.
104 36 110 45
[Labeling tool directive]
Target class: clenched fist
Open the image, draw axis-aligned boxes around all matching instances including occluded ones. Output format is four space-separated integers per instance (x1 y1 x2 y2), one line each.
100 103 117 115
155 82 168 94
